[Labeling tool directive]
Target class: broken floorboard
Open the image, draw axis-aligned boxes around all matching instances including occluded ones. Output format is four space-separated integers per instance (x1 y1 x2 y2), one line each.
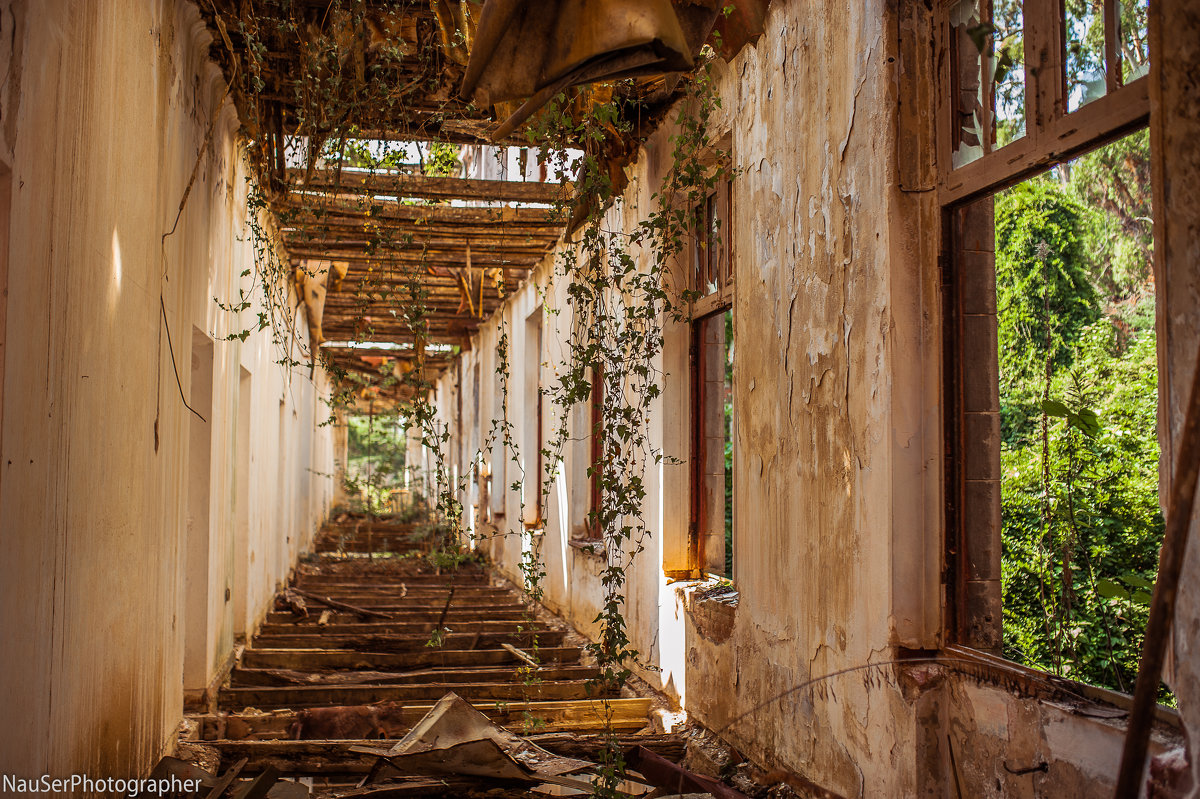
188 515 663 795
202 733 686 777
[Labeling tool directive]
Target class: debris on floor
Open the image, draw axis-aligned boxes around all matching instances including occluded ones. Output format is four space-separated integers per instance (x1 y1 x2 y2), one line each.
175 515 799 797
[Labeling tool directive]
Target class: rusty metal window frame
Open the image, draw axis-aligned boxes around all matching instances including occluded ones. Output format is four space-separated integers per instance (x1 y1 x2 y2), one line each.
937 0 1152 653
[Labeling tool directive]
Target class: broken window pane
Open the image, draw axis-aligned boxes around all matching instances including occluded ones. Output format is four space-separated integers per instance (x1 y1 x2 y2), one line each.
693 186 731 298
1119 0 1149 83
1066 0 1107 111
949 0 1026 169
993 0 1026 147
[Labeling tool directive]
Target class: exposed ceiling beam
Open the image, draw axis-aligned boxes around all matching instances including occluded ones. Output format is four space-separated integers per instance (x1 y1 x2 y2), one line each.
276 197 562 226
286 248 543 268
289 170 572 204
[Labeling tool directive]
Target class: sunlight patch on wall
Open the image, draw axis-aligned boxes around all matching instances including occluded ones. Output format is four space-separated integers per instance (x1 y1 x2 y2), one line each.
110 228 123 311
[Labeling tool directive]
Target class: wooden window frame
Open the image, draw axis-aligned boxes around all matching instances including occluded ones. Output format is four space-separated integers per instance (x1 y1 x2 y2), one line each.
935 0 1149 206
687 177 735 578
937 0 1151 651
524 307 544 529
580 362 604 542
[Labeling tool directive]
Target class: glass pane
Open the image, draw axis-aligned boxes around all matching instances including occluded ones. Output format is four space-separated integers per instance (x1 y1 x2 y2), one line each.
949 0 1026 169
993 0 1026 147
1066 0 1107 111
1119 0 1149 83
703 195 720 295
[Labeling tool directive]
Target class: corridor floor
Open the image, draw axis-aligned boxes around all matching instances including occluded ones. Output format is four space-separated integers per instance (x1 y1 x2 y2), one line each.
181 516 684 797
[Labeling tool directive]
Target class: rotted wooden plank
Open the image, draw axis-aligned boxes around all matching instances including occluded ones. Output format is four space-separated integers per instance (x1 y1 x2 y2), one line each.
240 646 583 672
218 678 617 709
195 697 653 741
251 629 567 651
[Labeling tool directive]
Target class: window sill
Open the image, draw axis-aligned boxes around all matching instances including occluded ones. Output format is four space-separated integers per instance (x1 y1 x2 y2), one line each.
567 537 604 558
928 645 1183 731
675 576 739 644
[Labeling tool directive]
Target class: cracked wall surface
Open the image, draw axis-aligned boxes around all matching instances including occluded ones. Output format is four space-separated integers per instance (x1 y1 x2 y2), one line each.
0 1 336 787
422 0 1197 795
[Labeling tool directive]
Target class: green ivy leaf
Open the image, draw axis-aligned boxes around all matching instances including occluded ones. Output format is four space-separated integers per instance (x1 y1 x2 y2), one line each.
1122 573 1153 590
994 50 1014 86
1041 399 1070 417
1095 578 1129 600
1071 408 1101 437
966 22 996 54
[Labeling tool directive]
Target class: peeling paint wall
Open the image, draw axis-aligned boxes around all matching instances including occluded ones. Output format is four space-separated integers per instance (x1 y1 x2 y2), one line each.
0 0 335 788
428 0 1196 795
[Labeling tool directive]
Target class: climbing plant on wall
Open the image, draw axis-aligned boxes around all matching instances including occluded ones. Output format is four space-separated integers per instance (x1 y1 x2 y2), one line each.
206 2 737 792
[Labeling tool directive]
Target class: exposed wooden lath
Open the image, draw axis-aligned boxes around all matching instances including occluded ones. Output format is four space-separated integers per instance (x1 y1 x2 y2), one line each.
280 173 563 383
288 169 572 204
196 0 743 390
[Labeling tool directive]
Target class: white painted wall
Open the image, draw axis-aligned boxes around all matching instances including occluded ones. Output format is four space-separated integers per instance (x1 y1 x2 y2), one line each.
0 0 336 788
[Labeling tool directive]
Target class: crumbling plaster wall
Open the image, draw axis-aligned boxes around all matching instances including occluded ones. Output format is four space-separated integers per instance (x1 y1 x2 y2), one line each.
667 1 927 793
424 0 930 792
0 0 335 787
428 0 1196 795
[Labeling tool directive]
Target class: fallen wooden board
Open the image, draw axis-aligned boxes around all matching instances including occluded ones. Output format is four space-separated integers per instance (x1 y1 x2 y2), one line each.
241 646 583 672
265 601 528 617
257 620 551 637
292 585 512 595
293 575 489 588
230 664 599 688
218 679 616 709
195 697 654 740
263 607 529 624
288 589 515 603
251 629 567 652
203 732 685 776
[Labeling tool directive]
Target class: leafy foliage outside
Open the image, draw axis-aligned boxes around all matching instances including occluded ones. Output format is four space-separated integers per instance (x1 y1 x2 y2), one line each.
342 412 406 515
997 130 1164 697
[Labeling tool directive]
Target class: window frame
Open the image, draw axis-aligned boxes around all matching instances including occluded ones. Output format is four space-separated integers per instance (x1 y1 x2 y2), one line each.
687 177 735 579
578 361 604 542
935 0 1149 206
936 0 1154 654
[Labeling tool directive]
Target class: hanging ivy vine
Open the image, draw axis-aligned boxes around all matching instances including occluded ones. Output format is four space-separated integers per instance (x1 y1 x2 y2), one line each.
205 3 735 794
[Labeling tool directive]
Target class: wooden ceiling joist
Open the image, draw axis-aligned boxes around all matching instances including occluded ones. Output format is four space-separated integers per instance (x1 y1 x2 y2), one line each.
284 223 561 245
288 248 544 267
283 217 563 237
289 170 572 204
285 238 553 259
278 199 562 227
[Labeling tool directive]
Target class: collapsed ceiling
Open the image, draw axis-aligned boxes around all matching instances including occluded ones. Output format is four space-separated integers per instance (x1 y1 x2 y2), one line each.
198 0 769 399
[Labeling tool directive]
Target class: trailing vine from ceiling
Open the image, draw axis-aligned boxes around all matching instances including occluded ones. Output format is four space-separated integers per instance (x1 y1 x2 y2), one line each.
205 2 735 794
